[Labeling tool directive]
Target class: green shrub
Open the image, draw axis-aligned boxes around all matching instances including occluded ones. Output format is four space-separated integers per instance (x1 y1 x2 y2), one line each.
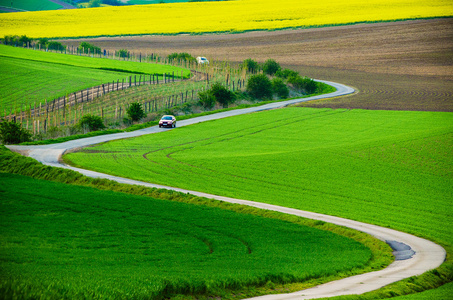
210 82 236 108
271 77 289 99
127 102 146 122
198 90 216 109
276 68 299 79
243 58 260 73
116 49 129 58
262 59 281 76
288 75 318 94
18 35 33 47
78 114 105 132
168 52 195 62
79 41 101 55
246 74 273 99
0 119 32 144
47 41 66 51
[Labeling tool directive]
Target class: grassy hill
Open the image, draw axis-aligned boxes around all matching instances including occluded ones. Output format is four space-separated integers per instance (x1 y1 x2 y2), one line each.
0 148 390 299
64 108 453 246
0 45 190 112
64 107 453 298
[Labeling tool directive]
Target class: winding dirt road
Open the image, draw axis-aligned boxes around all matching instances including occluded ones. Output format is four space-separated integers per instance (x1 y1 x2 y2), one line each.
7 81 446 299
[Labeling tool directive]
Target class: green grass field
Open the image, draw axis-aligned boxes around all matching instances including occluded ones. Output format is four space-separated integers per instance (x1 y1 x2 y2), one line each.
0 45 190 112
0 171 378 299
0 55 135 112
0 0 61 11
64 108 452 242
63 106 453 298
65 108 452 250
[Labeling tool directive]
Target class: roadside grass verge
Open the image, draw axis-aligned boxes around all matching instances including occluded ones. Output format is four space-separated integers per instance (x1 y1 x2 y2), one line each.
63 107 453 298
0 145 392 299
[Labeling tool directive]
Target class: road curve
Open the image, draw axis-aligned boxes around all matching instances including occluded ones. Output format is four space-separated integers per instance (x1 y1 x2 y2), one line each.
7 81 446 299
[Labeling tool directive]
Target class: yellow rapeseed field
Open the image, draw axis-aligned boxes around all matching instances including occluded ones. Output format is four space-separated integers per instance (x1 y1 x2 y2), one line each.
0 0 451 38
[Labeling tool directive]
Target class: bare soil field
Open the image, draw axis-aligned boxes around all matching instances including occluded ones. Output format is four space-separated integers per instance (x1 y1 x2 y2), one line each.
63 18 453 111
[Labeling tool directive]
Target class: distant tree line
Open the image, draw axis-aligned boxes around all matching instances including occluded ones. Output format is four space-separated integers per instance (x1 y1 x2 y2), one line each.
1 35 67 51
1 36 110 57
2 35 33 47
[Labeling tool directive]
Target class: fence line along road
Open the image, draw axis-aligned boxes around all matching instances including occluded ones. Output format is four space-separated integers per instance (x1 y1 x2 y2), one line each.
6 80 446 299
6 72 186 122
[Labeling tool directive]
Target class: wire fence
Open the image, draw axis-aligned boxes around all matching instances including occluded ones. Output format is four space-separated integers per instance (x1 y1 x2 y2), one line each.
1 42 249 135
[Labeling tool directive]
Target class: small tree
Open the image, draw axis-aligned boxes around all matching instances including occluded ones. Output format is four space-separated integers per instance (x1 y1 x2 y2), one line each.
47 41 66 51
262 59 281 76
79 42 101 55
116 49 129 58
37 38 48 48
78 114 105 132
243 58 260 73
18 35 33 47
272 77 289 99
0 120 32 144
127 102 146 122
246 74 273 99
210 82 236 108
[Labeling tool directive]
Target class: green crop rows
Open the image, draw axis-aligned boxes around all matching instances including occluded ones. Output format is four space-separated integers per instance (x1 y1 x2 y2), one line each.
0 172 373 299
65 107 453 249
0 45 190 112
0 55 134 113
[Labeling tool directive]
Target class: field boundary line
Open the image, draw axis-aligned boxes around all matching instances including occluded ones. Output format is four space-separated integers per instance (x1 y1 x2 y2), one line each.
7 81 446 299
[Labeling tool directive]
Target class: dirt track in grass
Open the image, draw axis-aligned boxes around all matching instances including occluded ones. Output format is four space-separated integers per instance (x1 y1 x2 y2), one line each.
62 18 453 111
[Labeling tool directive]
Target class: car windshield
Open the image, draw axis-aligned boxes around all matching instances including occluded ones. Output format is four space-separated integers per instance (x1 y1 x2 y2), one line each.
162 116 172 120
201 58 207 61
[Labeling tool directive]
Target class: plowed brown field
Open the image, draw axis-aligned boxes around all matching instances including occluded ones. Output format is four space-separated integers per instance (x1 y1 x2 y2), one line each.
63 18 453 111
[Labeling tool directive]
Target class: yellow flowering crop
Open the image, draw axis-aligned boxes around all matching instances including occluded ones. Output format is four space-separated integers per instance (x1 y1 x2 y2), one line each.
0 0 451 38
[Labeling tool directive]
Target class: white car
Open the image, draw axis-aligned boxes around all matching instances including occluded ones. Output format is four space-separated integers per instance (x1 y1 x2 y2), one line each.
159 115 176 128
196 56 209 64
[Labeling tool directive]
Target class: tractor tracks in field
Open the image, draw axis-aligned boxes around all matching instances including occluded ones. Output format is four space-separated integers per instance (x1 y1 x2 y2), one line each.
6 80 446 300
